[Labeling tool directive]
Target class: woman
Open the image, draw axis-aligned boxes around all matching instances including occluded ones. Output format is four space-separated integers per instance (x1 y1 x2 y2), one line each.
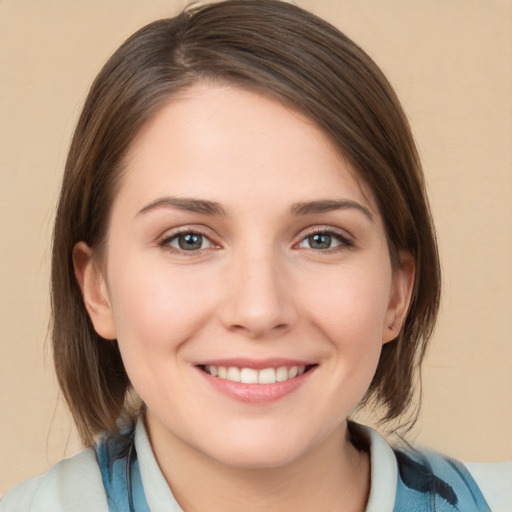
1 1 510 510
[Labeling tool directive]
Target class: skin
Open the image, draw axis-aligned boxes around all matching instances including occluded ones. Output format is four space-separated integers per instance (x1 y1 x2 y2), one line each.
74 83 414 511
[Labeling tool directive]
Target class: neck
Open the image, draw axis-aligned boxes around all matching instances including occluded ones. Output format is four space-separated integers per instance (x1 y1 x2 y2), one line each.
146 416 370 512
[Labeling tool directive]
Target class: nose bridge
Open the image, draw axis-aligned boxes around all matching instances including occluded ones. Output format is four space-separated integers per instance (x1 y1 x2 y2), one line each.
220 240 296 337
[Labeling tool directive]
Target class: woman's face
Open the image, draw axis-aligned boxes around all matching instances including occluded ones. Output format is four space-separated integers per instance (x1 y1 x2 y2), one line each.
78 83 412 469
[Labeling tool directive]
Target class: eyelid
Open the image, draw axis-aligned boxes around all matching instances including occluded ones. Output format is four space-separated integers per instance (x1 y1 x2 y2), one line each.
294 226 355 251
156 224 355 254
158 226 221 252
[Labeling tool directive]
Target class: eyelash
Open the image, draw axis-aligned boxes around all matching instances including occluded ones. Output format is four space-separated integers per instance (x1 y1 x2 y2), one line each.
297 228 354 252
158 228 216 254
158 227 354 254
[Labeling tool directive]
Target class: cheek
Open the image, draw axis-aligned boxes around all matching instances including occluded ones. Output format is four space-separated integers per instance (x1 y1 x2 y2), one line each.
300 265 392 343
104 263 214 415
299 264 391 394
106 259 216 370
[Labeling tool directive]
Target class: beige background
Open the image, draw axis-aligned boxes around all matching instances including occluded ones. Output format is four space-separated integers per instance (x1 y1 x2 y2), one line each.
1 0 511 496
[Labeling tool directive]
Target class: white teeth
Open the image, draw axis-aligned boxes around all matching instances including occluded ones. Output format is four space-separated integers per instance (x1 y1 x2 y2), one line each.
276 366 288 382
227 367 240 382
240 368 258 384
258 368 276 384
204 365 309 384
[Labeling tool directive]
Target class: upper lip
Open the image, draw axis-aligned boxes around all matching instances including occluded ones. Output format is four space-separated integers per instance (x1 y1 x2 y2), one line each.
195 358 316 370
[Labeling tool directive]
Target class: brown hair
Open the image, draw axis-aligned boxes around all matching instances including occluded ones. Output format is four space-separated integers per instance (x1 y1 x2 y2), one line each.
52 0 440 445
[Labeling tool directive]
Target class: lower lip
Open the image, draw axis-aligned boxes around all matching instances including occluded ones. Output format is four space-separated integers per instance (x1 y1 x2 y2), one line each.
197 367 315 403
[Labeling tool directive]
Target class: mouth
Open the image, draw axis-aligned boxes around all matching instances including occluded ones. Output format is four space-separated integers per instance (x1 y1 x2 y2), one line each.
198 364 316 384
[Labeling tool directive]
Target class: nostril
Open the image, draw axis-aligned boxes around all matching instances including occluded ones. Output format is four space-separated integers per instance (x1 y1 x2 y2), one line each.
218 281 299 338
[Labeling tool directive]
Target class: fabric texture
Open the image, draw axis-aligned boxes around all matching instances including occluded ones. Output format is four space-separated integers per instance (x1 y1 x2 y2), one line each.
96 429 150 512
1 420 510 511
392 448 491 511
0 448 108 512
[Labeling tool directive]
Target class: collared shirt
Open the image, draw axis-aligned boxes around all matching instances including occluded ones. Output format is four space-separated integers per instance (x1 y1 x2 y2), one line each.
1 419 511 511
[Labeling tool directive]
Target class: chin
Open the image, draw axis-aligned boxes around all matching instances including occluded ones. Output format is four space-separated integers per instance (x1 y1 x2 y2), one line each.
198 428 320 470
212 447 304 471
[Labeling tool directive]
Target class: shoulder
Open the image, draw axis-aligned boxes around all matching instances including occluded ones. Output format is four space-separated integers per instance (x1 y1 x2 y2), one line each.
355 424 511 512
394 447 512 512
0 447 108 512
464 460 512 512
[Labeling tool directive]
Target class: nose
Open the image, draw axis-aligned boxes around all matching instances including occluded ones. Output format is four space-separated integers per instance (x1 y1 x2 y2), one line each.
218 248 298 339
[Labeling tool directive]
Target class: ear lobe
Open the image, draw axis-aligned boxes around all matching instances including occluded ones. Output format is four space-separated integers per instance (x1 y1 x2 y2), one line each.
73 242 117 340
382 251 415 344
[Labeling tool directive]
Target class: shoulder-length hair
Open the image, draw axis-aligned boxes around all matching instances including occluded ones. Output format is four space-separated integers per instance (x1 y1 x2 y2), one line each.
52 0 440 445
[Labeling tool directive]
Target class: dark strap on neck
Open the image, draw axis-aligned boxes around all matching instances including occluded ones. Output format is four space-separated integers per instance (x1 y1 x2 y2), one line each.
96 430 151 512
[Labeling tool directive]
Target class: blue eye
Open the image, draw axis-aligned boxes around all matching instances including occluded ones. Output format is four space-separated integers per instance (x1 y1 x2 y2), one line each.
298 230 351 250
165 232 212 251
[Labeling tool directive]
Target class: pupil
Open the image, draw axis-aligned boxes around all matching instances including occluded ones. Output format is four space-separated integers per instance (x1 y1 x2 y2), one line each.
310 233 331 249
179 233 202 250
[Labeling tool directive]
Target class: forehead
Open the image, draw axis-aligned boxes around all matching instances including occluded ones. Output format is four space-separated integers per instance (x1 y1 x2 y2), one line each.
118 83 376 215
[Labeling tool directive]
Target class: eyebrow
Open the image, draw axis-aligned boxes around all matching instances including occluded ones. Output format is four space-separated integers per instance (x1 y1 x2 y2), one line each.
136 196 373 222
136 197 227 217
290 199 374 222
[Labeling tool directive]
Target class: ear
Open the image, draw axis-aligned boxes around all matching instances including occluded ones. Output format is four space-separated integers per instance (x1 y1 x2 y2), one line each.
73 242 117 340
382 251 415 344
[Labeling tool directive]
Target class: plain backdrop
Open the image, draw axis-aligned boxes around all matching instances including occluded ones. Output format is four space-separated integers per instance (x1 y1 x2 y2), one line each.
0 0 511 495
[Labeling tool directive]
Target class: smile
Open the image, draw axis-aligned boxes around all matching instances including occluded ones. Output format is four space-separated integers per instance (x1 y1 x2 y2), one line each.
202 365 310 384
197 361 317 402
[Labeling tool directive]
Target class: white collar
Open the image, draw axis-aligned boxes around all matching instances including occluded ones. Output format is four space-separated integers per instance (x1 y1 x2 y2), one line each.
354 424 397 512
135 418 183 511
135 419 398 512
